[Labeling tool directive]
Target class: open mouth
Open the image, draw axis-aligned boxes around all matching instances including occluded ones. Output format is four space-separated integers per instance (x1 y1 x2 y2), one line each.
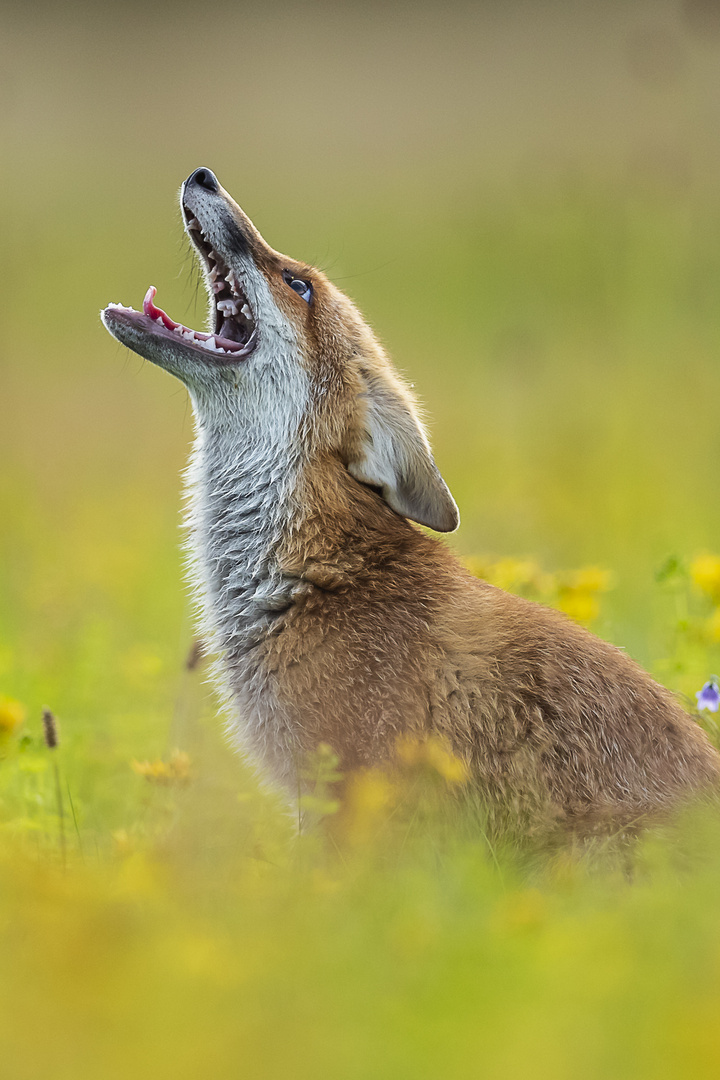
104 207 257 362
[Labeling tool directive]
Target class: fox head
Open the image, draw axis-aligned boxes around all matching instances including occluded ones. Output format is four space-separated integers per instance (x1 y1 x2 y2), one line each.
102 167 459 534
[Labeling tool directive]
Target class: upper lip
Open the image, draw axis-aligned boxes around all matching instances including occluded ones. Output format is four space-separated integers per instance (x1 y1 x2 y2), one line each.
103 180 258 364
182 203 257 349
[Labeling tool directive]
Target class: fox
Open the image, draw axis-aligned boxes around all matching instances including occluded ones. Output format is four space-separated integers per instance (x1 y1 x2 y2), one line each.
102 166 720 837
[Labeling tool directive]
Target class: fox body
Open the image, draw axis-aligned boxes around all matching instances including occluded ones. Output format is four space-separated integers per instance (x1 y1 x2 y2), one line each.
102 168 720 834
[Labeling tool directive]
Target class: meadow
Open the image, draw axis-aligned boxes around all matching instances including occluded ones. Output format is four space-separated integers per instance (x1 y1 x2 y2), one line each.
4 2 720 1076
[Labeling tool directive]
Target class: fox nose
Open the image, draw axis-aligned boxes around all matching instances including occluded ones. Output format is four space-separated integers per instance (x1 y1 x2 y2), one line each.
185 167 219 194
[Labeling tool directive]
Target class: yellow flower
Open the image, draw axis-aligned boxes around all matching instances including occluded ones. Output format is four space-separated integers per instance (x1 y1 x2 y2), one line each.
556 590 600 626
339 768 395 844
691 554 720 604
396 735 469 786
556 566 612 626
131 749 191 785
464 556 491 581
422 738 469 786
568 567 613 594
346 769 394 816
489 558 542 594
0 696 25 735
395 735 425 768
465 556 543 595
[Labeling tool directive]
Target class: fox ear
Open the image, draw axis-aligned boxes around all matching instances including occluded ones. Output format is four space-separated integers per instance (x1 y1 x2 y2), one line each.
347 369 460 533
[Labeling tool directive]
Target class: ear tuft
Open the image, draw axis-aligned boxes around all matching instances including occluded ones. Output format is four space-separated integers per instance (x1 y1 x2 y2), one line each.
347 369 460 533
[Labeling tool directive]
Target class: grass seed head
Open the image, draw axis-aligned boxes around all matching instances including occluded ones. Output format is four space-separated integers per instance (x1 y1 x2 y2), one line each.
42 708 59 749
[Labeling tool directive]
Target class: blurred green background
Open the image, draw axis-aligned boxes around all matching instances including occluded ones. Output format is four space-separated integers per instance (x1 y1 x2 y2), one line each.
4 0 720 676
4 3 720 1077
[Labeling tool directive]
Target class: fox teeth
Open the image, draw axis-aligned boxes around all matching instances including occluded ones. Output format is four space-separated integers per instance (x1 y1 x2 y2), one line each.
241 303 251 319
199 337 225 354
187 217 201 231
217 299 238 316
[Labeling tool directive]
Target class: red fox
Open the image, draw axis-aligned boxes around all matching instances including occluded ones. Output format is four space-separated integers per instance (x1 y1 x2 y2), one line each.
102 167 720 836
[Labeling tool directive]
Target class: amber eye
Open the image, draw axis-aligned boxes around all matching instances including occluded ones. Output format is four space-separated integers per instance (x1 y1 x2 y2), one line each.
282 270 313 304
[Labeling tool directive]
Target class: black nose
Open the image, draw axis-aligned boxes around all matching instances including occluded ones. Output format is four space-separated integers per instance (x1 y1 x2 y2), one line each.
185 167 219 194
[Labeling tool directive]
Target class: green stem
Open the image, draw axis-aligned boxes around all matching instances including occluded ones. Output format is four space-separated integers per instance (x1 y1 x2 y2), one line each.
52 757 66 869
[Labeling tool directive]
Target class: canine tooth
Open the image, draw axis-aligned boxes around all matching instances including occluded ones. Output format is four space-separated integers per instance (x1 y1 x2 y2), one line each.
241 304 252 319
187 217 200 230
217 299 238 315
209 266 219 281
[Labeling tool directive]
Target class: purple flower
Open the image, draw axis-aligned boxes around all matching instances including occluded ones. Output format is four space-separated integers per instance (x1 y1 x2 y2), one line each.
696 679 720 712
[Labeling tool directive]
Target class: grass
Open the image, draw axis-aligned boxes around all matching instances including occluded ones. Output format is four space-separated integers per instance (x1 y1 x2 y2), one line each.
3 538 720 1079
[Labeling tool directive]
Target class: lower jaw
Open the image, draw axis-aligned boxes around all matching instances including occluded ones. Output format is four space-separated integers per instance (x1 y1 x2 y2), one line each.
139 285 253 357
103 301 255 365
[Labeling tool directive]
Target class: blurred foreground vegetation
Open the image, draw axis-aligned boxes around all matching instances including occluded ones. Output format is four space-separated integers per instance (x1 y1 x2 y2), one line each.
2 553 720 1079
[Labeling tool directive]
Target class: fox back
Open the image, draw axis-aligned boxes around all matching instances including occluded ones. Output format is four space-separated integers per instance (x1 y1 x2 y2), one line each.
102 168 720 836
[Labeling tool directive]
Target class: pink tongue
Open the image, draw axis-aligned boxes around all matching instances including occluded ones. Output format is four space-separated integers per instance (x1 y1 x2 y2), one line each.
143 286 179 330
141 284 245 352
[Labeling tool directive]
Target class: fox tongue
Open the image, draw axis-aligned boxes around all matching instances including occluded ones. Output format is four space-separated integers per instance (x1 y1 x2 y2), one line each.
144 284 240 340
218 316 247 343
139 284 248 353
143 285 178 330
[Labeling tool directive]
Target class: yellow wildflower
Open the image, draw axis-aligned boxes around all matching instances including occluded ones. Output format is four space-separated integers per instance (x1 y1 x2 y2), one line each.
396 735 469 786
463 556 491 581
131 749 192 785
690 554 720 604
395 735 426 768
339 768 395 844
465 556 543 594
487 558 542 594
0 696 25 735
423 738 470 786
556 590 600 626
556 566 612 626
346 769 394 816
568 567 613 594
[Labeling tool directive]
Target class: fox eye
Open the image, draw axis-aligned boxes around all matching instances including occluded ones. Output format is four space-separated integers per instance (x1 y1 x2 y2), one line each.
283 271 313 304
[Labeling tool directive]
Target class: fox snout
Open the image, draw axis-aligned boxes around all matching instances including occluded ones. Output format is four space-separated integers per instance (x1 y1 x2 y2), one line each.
101 170 720 840
103 168 459 534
